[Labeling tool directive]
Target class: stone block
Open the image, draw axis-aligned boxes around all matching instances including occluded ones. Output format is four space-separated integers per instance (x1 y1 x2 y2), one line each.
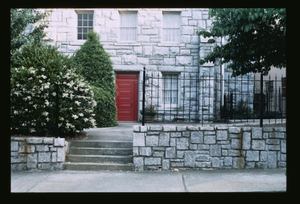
133 125 140 132
133 133 145 146
266 145 280 151
274 127 286 132
149 126 163 131
195 155 209 162
170 138 176 146
122 55 137 65
38 152 51 163
231 139 241 149
27 154 37 169
11 155 27 163
26 138 43 144
159 133 170 146
281 140 286 153
36 145 50 152
275 132 285 139
211 157 220 167
233 157 245 169
176 126 186 131
162 159 170 170
165 147 176 158
267 151 277 168
163 58 175 65
145 157 161 165
43 138 54 144
153 151 164 157
11 141 18 151
51 152 57 162
242 127 252 132
204 136 216 144
195 162 211 168
54 138 64 147
176 138 189 150
57 147 64 162
143 46 153 56
169 47 179 55
184 151 195 167
224 157 232 166
134 157 144 171
163 125 176 131
153 47 169 57
266 139 280 145
228 150 241 157
189 143 197 150
140 126 147 132
209 145 221 156
246 162 255 169
200 126 214 131
19 145 35 153
146 136 158 146
177 151 184 158
252 140 266 150
198 144 209 150
139 147 152 156
252 128 262 139
242 132 251 150
228 127 241 134
204 131 215 135
133 147 139 156
216 130 227 140
187 126 199 131
171 132 181 137
176 56 192 66
182 132 190 137
246 151 259 161
182 26 194 34
191 131 203 143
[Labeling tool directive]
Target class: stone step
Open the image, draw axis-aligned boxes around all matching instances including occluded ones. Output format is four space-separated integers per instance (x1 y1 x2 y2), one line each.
64 162 134 171
66 154 133 164
70 140 133 148
70 147 132 155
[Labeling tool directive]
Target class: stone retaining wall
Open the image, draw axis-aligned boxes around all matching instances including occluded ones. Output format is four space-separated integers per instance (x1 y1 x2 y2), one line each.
133 125 286 171
11 137 67 171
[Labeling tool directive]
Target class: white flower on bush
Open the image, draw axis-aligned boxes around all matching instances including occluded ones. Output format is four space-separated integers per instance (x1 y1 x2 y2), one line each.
72 114 78 119
41 68 45 71
62 93 68 98
79 113 84 117
42 111 49 116
52 92 56 97
29 128 36 133
45 100 50 106
14 110 18 114
75 101 81 106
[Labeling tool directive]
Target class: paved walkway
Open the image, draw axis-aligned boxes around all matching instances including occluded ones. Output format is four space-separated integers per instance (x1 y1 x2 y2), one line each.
11 168 286 192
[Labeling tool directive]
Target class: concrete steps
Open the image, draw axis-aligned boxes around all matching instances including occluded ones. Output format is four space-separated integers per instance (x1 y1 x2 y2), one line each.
64 140 133 171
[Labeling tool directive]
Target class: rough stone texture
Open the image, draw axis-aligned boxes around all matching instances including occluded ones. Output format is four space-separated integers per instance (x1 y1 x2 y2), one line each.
133 133 145 146
11 137 66 171
132 125 286 171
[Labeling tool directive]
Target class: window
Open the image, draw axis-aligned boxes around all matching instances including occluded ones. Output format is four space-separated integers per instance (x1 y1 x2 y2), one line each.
77 12 93 40
163 74 179 106
120 12 137 42
163 12 181 42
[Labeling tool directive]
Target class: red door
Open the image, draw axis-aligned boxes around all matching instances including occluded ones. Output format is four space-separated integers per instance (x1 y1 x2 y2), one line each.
116 73 139 121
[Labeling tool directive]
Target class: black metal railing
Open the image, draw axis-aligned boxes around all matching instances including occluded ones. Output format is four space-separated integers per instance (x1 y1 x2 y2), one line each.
142 68 286 127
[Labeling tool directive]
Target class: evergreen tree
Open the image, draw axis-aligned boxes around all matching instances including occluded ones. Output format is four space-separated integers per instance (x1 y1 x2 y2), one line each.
73 30 117 127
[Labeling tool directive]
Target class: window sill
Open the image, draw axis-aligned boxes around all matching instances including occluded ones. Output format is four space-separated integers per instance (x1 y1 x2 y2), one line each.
158 43 185 47
114 42 141 46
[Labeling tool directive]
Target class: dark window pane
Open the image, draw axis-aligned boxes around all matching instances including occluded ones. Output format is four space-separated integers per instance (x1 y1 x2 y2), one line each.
83 28 87 33
78 34 82 39
83 34 87 39
83 14 87 19
83 21 87 26
88 14 93 20
78 14 82 19
78 20 82 26
78 28 82 33
89 20 93 26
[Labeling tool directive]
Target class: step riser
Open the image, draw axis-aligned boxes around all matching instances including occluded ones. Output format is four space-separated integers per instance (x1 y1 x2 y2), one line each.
66 156 133 164
64 164 134 171
70 141 133 148
70 148 132 155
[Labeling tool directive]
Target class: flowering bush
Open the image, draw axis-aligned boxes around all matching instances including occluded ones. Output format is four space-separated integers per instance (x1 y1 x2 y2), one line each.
11 43 97 136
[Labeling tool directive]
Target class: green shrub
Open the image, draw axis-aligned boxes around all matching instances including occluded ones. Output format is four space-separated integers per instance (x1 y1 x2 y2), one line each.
11 42 97 136
73 30 117 127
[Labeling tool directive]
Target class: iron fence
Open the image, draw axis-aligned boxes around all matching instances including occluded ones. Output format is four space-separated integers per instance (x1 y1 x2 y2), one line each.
142 68 286 126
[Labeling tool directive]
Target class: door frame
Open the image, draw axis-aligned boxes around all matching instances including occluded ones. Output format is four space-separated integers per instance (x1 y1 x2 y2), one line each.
115 71 140 121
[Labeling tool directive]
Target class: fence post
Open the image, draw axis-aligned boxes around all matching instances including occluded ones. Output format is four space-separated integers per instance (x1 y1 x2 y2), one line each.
142 67 145 126
55 79 59 138
260 71 263 127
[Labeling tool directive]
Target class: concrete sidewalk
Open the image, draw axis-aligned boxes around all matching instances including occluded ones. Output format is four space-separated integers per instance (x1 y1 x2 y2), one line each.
11 168 286 192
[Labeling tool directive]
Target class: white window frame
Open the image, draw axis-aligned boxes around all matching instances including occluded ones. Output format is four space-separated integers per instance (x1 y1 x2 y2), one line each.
159 73 181 109
119 11 137 42
162 11 181 43
76 10 94 40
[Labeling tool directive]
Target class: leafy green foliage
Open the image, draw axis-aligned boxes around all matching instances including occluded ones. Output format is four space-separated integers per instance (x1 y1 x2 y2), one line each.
11 43 96 136
73 30 117 127
197 8 286 76
10 8 50 61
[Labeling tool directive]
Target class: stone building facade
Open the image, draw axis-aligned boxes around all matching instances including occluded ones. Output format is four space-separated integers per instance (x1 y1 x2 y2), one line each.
40 8 253 122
